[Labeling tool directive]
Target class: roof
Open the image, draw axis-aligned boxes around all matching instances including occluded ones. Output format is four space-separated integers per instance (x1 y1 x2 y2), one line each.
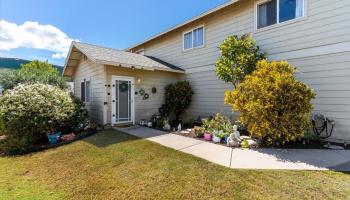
0 57 63 73
127 0 241 51
63 42 184 76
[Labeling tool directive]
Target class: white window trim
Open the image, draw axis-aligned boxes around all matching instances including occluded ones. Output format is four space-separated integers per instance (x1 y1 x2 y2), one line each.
182 25 205 52
85 79 91 103
254 0 307 32
81 78 91 105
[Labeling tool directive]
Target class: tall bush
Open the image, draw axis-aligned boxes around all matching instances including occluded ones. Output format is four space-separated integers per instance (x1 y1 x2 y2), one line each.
159 81 193 120
0 60 67 91
0 84 75 153
215 34 265 87
225 60 315 145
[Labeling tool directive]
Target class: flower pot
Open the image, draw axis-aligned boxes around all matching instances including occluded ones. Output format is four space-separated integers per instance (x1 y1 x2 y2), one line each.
48 132 61 145
195 131 204 138
222 136 229 144
212 135 221 143
204 132 212 141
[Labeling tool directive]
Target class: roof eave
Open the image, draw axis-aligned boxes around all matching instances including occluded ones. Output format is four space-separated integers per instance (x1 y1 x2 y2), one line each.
96 59 185 74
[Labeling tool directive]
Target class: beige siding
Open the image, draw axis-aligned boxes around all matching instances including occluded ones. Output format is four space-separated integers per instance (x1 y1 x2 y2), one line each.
73 57 106 124
289 52 350 140
130 0 350 140
105 66 179 124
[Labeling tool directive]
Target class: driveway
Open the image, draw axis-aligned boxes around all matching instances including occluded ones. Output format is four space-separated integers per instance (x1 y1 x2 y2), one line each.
115 126 350 171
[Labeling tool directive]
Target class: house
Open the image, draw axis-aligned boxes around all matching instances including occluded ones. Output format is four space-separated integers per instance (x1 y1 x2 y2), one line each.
63 0 350 142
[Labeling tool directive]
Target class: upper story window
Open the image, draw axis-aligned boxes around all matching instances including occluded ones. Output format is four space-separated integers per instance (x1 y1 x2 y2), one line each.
257 0 305 29
183 26 204 51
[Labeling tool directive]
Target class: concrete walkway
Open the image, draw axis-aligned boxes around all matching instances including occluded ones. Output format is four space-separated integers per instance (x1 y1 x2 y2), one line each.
115 126 350 171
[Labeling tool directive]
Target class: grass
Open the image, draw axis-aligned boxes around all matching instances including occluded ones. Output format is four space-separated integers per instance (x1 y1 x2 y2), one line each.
0 130 349 200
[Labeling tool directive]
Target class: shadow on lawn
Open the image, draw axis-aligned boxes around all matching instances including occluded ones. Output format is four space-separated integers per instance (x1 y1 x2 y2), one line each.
83 130 140 148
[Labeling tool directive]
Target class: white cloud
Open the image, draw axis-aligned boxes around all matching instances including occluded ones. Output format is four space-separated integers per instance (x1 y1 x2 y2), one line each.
0 20 79 59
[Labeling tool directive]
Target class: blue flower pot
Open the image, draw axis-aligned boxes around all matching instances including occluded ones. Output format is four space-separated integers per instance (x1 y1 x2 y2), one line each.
48 132 61 145
222 136 229 144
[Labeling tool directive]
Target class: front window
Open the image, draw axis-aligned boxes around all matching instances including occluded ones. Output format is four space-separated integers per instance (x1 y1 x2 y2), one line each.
257 0 305 29
183 26 204 50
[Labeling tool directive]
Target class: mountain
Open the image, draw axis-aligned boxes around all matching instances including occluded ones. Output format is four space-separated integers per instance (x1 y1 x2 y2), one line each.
0 57 64 74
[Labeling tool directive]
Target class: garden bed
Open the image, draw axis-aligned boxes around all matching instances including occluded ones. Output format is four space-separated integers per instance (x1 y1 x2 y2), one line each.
142 124 342 150
0 129 103 156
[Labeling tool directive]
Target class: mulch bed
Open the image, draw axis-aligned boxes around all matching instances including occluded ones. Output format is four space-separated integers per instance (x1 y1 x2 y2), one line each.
146 126 346 150
0 129 103 157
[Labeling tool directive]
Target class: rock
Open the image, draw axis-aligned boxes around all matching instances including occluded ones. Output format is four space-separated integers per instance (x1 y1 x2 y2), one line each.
324 144 344 150
240 136 250 140
180 130 190 134
243 139 259 148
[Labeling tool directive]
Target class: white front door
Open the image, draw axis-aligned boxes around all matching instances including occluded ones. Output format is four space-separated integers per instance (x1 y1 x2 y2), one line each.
111 76 135 125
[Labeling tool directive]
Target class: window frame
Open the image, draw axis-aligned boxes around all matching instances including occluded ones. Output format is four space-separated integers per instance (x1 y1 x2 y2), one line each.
182 25 205 51
255 0 306 31
81 79 91 103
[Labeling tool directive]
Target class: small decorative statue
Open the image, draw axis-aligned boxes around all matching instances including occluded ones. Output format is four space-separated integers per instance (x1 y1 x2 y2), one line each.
177 124 182 131
163 119 171 131
227 125 241 147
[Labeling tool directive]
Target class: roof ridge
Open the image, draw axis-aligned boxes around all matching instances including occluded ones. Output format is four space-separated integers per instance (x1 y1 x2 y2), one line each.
74 41 125 53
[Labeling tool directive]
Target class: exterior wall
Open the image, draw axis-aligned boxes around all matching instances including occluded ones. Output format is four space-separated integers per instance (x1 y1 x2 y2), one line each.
105 65 180 124
130 0 350 140
73 57 106 124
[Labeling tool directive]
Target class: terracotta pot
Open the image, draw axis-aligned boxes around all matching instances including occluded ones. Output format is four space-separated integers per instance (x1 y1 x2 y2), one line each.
204 132 212 141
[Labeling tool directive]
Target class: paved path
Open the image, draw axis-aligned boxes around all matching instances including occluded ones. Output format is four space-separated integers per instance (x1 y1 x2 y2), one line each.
115 126 350 171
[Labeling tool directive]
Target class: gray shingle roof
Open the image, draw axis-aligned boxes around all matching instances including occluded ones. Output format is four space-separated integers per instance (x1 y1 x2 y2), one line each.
72 42 184 73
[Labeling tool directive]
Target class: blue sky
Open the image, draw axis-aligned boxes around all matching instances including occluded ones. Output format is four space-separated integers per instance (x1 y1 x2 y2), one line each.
0 0 228 66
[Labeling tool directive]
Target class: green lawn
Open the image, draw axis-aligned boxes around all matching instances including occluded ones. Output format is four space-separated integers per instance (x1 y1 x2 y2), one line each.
0 130 349 200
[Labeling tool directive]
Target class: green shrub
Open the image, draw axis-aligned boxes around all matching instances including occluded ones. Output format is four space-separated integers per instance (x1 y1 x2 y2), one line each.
0 60 67 91
215 34 265 87
201 113 233 135
0 84 75 153
61 96 89 133
159 81 193 120
225 60 315 145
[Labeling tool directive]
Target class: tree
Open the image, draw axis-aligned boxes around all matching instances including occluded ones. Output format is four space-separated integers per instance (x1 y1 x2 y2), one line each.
0 60 67 91
225 60 316 145
215 34 265 87
159 81 193 121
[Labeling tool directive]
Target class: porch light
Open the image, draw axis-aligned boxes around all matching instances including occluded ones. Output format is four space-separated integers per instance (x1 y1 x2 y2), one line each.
137 77 141 83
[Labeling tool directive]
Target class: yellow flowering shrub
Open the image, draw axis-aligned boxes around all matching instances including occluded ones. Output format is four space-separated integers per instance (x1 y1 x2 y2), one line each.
225 60 315 145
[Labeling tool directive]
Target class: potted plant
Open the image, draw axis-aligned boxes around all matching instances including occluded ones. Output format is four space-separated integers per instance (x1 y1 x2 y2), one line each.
163 119 171 131
212 130 224 143
204 131 212 141
222 132 230 144
193 126 205 138
47 130 61 145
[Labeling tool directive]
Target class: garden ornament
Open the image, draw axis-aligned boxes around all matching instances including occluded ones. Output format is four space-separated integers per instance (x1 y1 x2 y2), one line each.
312 113 335 139
163 122 171 131
177 124 182 131
227 125 241 147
